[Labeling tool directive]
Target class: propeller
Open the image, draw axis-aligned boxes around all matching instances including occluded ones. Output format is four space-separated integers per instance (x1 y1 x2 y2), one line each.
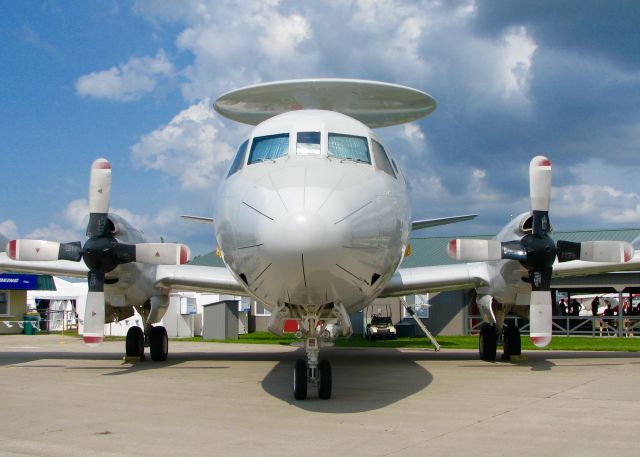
447 156 633 348
6 158 190 346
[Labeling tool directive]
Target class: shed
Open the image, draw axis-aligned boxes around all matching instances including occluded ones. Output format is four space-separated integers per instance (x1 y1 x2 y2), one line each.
202 300 239 340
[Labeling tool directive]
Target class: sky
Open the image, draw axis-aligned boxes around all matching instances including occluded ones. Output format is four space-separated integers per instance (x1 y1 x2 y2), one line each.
1 0 640 256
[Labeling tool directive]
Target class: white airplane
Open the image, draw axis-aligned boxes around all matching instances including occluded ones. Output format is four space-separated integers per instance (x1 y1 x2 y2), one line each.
1 79 636 400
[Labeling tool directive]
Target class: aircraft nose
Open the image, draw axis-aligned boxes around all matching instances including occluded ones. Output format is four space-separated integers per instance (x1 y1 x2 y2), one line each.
262 209 343 262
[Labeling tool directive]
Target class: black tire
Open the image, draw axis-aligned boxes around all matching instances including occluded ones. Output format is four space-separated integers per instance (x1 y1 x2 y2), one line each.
293 359 308 400
126 326 144 357
479 323 497 362
150 326 168 362
503 325 522 358
318 360 332 400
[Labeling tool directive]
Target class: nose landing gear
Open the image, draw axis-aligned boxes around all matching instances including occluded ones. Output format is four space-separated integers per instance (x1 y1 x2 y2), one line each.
289 303 352 400
293 336 332 400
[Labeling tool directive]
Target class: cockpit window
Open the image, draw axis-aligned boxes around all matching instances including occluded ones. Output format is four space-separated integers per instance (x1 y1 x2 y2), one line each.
297 131 321 155
371 139 396 178
328 133 370 164
248 133 289 164
227 139 248 178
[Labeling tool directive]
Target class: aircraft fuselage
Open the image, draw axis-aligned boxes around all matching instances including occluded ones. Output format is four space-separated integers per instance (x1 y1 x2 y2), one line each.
214 110 411 314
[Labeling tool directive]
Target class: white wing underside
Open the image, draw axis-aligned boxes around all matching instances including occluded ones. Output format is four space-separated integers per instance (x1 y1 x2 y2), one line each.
4 251 639 303
154 264 246 295
0 253 88 278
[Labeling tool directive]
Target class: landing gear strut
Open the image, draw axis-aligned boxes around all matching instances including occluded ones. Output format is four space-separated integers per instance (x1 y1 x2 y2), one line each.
287 303 353 400
293 336 332 400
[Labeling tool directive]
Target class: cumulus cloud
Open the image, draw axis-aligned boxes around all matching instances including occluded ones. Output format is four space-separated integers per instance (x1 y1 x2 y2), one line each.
131 99 239 190
75 50 174 101
88 0 640 238
553 185 640 225
0 220 18 239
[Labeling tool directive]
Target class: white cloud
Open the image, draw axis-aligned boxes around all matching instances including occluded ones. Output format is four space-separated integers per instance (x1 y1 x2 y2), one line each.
131 99 238 190
553 184 640 225
257 13 311 59
403 123 425 142
75 50 174 101
499 26 537 102
0 220 18 239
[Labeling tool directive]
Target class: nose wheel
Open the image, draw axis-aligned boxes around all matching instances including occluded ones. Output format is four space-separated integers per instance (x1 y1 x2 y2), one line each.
292 337 332 400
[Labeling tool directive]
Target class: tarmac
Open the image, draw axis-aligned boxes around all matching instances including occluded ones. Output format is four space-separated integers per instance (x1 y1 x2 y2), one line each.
1 334 639 457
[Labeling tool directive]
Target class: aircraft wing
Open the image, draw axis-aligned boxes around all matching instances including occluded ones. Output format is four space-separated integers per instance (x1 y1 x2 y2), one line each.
154 264 246 295
411 214 477 231
380 262 491 297
551 250 640 278
0 252 88 278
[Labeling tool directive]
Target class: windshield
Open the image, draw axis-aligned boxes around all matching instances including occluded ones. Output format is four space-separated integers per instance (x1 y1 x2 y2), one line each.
297 131 321 155
328 133 370 164
248 133 289 164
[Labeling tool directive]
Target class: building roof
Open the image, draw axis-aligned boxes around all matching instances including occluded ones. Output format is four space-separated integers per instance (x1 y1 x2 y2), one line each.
189 228 640 269
189 251 226 267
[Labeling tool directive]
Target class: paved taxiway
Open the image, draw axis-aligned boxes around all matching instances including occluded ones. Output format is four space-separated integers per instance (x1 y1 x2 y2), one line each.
1 334 639 456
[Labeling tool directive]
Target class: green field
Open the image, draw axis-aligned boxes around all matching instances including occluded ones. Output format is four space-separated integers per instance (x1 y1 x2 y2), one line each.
173 332 640 352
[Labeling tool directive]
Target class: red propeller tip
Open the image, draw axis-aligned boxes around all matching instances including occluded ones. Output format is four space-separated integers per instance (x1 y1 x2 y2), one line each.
624 244 634 262
83 335 103 346
531 335 551 348
533 156 551 167
8 240 17 260
447 239 457 257
180 245 189 264
92 159 111 170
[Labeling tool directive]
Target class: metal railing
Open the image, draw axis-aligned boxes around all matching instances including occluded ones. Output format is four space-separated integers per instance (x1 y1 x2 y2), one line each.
467 315 640 337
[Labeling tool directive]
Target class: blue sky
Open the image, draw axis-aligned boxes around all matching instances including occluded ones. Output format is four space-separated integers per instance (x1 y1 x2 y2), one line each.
1 0 640 256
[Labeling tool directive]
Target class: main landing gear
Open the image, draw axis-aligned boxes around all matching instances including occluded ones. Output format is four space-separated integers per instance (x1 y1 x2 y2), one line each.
125 325 168 362
293 336 332 400
478 323 521 362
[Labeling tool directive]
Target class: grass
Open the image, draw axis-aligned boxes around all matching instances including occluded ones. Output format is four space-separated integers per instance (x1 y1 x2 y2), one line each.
174 332 640 352
39 329 640 352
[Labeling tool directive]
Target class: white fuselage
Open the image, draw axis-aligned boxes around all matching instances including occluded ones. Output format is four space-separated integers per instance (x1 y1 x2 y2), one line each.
214 110 411 314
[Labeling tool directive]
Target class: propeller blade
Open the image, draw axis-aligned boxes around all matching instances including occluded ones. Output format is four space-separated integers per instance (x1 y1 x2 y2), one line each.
529 290 552 348
447 239 502 261
530 156 551 213
7 239 61 261
89 158 111 214
134 243 191 265
83 291 105 347
557 240 634 263
87 158 112 238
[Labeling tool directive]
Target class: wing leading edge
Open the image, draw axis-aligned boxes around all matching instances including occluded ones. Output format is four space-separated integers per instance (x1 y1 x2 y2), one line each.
380 262 490 297
154 264 246 295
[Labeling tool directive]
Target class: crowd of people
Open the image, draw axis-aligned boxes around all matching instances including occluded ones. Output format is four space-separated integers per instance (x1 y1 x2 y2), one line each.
556 296 640 317
555 296 640 336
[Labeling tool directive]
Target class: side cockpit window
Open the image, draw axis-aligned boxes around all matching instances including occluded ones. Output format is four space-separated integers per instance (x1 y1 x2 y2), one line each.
297 131 321 155
248 133 289 164
371 139 396 178
227 139 249 178
328 133 370 164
